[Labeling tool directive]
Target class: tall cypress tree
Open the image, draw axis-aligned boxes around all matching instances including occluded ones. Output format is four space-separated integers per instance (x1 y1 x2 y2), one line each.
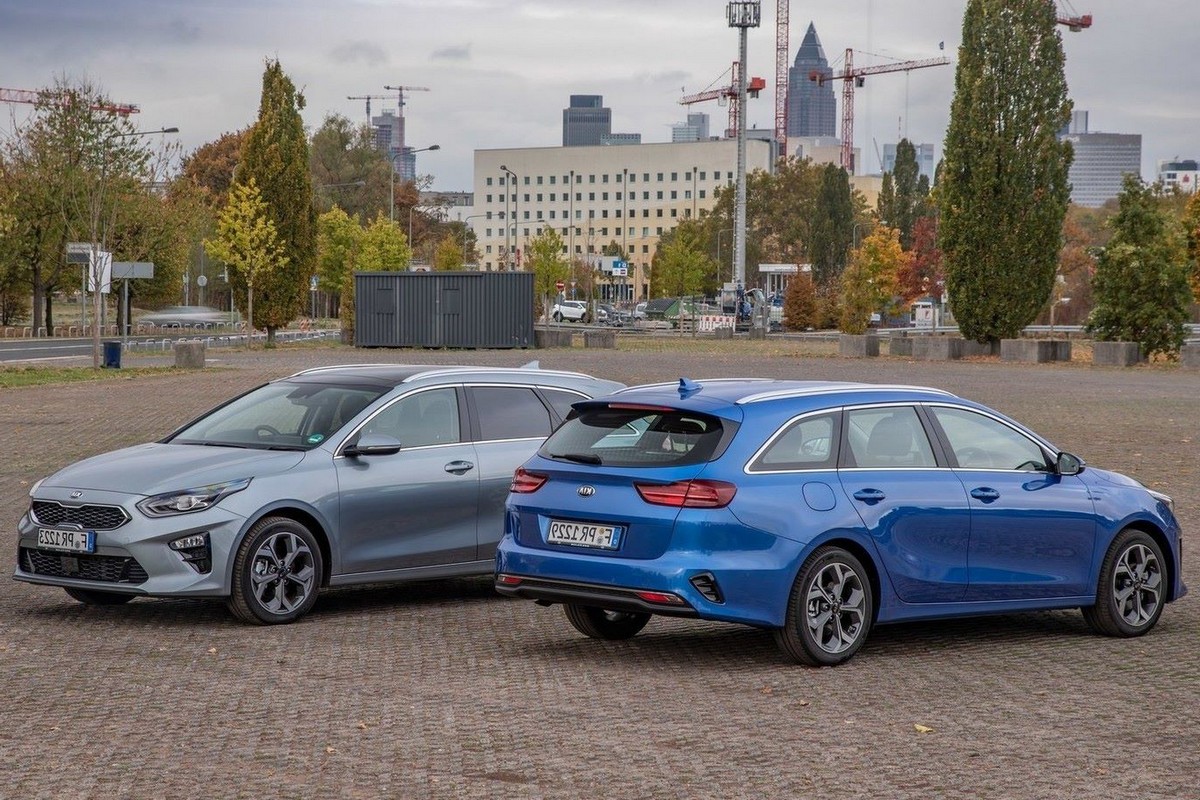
234 59 315 344
938 0 1073 343
808 164 854 286
891 139 921 250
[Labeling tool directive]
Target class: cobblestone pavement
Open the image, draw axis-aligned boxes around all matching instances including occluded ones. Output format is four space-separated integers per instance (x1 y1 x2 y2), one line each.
2 341 1197 799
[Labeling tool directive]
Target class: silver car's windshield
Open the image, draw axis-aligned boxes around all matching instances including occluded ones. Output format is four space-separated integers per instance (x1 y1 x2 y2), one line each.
169 382 386 450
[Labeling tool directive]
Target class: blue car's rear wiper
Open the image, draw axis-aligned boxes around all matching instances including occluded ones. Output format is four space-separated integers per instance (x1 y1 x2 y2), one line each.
551 452 602 465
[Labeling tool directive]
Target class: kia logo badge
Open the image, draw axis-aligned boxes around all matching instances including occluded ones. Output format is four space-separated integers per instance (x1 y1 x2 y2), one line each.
577 485 595 497
70 491 83 499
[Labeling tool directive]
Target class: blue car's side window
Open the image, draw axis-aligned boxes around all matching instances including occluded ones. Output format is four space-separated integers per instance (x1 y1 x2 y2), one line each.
751 413 838 471
929 406 1050 471
845 407 937 468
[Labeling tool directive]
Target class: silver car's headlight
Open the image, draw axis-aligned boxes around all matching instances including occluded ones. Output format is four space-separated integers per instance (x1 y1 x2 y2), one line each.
137 478 251 517
28 478 44 497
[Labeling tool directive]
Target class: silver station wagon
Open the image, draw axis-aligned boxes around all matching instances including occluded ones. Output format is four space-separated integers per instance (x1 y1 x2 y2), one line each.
15 363 622 624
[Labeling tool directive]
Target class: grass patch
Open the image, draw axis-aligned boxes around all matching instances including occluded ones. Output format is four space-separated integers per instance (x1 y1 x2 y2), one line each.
0 365 188 389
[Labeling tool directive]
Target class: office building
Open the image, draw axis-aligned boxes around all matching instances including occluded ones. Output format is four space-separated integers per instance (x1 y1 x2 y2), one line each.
881 142 936 182
472 139 774 297
1157 159 1198 194
1060 112 1142 207
786 22 837 138
672 113 711 143
562 95 612 147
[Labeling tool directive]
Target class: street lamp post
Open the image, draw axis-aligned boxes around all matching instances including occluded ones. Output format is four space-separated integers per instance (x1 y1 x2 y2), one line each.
457 213 486 268
622 167 628 303
715 228 735 285
88 125 178 368
727 1 761 295
389 144 440 223
500 165 519 270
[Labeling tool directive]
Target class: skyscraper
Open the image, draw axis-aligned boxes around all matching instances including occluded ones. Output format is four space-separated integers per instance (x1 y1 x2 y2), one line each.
786 22 837 138
562 95 612 147
1060 112 1142 207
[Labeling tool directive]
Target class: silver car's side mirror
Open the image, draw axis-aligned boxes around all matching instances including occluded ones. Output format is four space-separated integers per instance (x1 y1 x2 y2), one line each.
344 434 403 458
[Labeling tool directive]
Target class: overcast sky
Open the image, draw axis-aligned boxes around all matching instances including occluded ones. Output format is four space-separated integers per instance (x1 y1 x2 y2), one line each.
2 0 1193 191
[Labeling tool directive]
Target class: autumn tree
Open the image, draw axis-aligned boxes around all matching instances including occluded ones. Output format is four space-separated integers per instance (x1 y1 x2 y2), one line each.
316 205 362 326
357 214 412 272
839 227 906 333
180 129 248 208
204 179 288 344
432 234 465 271
235 59 315 343
1184 190 1200 302
938 0 1073 344
1087 175 1192 358
783 271 818 331
894 216 944 304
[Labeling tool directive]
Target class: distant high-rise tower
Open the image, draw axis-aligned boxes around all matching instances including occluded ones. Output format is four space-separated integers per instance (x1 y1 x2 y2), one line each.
563 95 612 146
882 142 936 182
672 112 712 143
1059 112 1143 207
786 23 836 138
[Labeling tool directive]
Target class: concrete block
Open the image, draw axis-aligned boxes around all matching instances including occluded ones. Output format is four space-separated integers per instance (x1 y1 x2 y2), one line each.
1001 338 1055 363
1050 340 1073 362
534 329 574 349
961 339 999 357
1092 341 1142 367
1180 343 1200 368
888 337 914 357
913 336 963 360
583 330 616 349
174 340 207 369
748 326 767 340
712 326 734 340
838 334 880 357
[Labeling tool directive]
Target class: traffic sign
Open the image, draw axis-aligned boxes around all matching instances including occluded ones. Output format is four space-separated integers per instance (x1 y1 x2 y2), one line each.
555 280 565 291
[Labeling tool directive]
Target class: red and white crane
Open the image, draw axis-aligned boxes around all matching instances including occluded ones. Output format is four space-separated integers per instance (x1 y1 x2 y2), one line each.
0 86 139 117
680 63 766 140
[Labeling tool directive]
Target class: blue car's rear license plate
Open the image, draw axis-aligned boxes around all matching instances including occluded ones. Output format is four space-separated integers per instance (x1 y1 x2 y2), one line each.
547 519 621 550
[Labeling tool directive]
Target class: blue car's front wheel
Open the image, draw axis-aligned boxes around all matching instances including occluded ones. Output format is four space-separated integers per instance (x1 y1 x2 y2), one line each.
1082 529 1165 637
775 546 874 667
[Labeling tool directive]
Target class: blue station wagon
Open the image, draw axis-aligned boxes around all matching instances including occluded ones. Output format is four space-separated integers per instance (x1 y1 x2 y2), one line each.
496 379 1186 666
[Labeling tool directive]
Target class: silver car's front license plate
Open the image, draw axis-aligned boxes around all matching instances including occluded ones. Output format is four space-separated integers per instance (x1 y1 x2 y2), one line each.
36 527 95 554
547 519 621 550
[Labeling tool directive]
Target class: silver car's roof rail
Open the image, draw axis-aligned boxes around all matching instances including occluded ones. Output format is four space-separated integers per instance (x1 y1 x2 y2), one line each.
737 384 957 405
287 364 394 377
612 378 776 394
406 366 597 382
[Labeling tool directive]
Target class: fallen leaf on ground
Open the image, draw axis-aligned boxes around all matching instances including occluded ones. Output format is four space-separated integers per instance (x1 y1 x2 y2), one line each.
914 724 934 734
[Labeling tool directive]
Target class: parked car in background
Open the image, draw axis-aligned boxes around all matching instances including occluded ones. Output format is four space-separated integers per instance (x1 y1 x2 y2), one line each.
140 305 229 328
633 302 647 320
552 301 590 323
16 363 623 624
497 378 1185 666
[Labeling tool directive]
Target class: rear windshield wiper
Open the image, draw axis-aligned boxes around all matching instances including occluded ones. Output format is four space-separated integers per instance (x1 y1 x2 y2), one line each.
550 452 603 465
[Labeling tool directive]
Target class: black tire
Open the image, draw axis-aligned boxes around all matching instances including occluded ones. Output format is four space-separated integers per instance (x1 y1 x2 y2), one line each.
1082 529 1166 637
563 604 651 640
64 587 136 605
553 311 564 322
226 516 323 625
774 546 874 667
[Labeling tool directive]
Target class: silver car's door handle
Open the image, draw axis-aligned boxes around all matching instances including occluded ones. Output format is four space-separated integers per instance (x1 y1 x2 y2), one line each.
444 460 475 475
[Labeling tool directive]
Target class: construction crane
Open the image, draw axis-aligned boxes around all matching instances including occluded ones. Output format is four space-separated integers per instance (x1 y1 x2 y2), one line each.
382 84 430 113
0 86 139 117
346 94 392 124
680 63 766 140
774 0 789 158
810 50 949 174
1057 0 1092 31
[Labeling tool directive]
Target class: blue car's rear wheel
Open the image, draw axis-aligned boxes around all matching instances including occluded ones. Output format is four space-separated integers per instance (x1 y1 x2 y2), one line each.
775 546 873 667
1082 529 1165 637
227 516 323 625
563 604 650 640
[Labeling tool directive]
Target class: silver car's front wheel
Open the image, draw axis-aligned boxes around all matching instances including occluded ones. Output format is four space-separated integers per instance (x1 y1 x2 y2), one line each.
227 516 322 625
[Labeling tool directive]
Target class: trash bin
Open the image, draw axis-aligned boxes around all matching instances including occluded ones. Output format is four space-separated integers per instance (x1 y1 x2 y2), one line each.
102 340 122 369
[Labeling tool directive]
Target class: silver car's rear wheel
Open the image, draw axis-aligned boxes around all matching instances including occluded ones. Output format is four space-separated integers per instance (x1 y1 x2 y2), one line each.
227 516 322 625
1082 529 1166 637
563 604 651 640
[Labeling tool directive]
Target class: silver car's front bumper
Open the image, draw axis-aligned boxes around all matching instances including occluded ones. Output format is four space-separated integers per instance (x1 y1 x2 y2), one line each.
14 486 247 597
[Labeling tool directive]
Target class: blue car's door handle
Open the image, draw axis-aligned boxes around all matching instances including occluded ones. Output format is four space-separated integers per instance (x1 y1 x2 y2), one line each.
852 488 886 504
444 460 475 474
970 487 1000 502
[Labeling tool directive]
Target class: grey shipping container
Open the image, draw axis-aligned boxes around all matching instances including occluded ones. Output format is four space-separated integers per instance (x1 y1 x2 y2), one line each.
354 271 534 348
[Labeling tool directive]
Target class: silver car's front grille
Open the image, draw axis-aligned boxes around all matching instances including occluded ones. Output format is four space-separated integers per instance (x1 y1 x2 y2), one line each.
31 501 129 531
20 548 149 584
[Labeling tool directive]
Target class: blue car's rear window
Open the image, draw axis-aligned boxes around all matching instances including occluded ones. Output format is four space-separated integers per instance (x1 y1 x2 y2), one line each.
540 406 726 467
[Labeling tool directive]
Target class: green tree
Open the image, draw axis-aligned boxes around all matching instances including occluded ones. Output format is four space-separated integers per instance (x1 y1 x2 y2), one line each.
204 179 288 343
432 234 465 271
880 139 922 250
938 0 1073 344
357 214 412 272
1184 191 1200 302
650 219 712 298
526 227 569 315
235 58 315 344
309 113 390 220
809 164 856 284
316 205 362 325
1087 176 1192 358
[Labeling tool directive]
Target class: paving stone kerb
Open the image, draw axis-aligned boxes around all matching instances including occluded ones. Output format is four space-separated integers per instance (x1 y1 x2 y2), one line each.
2 344 1197 799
